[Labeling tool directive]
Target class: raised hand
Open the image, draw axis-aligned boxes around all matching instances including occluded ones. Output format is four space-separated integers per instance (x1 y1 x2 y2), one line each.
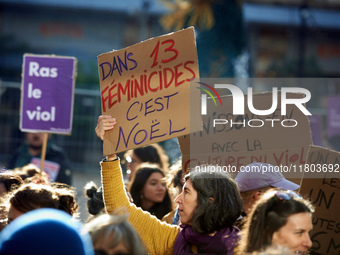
95 115 116 140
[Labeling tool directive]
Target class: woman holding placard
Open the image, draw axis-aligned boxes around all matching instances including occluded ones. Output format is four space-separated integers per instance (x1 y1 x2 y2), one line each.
96 115 243 255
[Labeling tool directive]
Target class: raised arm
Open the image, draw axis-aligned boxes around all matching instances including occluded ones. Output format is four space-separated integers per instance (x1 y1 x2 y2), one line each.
96 115 179 255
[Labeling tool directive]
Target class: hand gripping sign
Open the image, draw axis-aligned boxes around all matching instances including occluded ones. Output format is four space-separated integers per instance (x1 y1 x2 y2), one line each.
98 27 201 156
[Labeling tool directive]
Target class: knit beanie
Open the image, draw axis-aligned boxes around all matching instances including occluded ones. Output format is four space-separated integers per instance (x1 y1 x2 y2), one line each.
0 208 94 255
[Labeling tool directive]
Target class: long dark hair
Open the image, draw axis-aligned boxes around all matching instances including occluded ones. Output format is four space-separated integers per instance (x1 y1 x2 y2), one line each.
129 165 172 220
240 189 314 253
126 144 169 171
185 169 243 234
9 183 78 216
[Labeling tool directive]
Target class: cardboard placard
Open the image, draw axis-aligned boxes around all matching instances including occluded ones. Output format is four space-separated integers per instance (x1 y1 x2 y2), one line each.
300 146 340 255
31 157 60 181
327 96 340 138
98 27 201 155
20 54 77 134
179 90 313 179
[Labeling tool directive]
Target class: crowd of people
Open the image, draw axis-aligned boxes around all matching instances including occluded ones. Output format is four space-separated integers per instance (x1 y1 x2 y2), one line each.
0 114 316 255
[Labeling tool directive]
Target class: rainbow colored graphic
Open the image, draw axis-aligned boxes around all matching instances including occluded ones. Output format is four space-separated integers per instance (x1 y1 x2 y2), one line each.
196 82 223 106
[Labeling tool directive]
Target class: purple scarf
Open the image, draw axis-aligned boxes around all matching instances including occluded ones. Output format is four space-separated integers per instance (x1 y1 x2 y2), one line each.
173 224 239 255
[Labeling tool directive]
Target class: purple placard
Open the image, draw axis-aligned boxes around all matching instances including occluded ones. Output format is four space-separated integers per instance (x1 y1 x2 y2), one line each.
20 54 77 134
308 115 324 146
327 95 340 138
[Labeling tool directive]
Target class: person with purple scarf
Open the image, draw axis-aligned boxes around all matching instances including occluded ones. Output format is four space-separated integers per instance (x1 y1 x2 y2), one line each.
96 115 243 255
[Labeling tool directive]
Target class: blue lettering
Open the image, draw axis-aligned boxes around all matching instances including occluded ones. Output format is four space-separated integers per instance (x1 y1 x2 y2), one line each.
150 121 167 140
110 57 121 76
164 92 179 109
145 98 155 116
134 129 148 145
126 101 139 121
117 52 128 72
116 123 139 150
154 97 164 112
169 119 186 135
127 52 137 70
99 62 111 81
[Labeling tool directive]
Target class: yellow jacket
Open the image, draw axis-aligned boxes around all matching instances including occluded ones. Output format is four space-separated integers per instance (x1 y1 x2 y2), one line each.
101 158 179 255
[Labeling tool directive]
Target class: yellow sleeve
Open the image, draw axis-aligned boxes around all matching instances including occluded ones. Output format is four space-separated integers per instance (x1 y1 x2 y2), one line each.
101 159 179 255
161 210 175 225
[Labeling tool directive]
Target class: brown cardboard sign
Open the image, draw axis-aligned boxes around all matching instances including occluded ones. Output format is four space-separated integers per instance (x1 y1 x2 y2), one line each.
98 27 201 155
300 145 340 255
179 89 313 178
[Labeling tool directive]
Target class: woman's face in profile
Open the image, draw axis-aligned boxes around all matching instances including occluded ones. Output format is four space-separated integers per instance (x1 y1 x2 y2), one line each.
175 179 198 225
271 212 313 255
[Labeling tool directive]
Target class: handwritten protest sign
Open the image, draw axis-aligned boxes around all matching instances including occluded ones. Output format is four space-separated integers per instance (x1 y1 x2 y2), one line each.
98 27 201 155
31 157 60 181
300 146 340 255
179 83 313 179
20 54 77 134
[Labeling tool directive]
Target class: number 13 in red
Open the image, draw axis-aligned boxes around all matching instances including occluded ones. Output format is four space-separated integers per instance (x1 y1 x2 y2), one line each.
150 39 179 68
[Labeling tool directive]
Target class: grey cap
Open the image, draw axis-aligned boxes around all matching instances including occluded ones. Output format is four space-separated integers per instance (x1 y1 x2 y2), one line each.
235 162 300 192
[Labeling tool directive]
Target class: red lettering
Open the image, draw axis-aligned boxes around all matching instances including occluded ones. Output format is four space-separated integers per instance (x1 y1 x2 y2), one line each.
118 80 131 103
148 71 159 92
227 156 235 165
299 147 306 164
161 39 178 63
134 76 145 97
101 85 118 112
108 85 118 110
101 86 109 112
184 61 196 81
174 63 185 87
102 60 197 105
150 41 160 68
158 70 163 91
143 73 148 94
290 153 299 162
163 68 174 88
273 151 284 165
184 159 196 174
